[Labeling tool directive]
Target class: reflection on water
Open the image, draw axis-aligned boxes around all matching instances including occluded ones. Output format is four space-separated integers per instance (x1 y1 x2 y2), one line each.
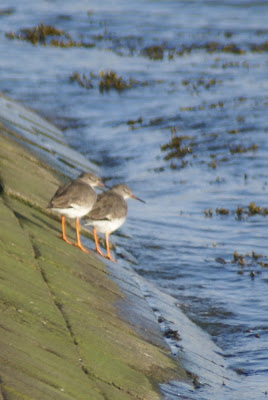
1 0 268 398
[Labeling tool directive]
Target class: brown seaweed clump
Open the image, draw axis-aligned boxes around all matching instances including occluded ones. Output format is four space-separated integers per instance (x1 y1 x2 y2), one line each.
232 251 266 278
6 23 69 44
250 40 268 52
141 45 164 60
236 206 243 219
230 144 258 154
233 251 245 266
204 208 213 218
5 23 94 48
204 202 268 220
216 208 230 215
236 202 268 217
69 72 93 89
176 41 246 56
247 202 268 216
99 71 135 92
182 77 220 91
69 70 147 92
161 135 193 161
127 117 143 125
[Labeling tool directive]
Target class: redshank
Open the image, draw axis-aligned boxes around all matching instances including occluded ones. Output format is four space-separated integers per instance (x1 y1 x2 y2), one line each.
83 183 145 262
48 172 104 253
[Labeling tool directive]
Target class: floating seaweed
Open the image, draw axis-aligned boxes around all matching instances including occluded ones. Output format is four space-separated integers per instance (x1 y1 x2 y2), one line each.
141 45 164 60
228 129 239 135
69 72 93 89
69 70 150 92
204 208 213 218
208 159 217 169
250 40 268 52
98 70 147 92
231 251 266 278
99 70 132 91
182 77 220 91
6 23 69 44
230 144 258 154
127 117 143 125
149 117 163 126
247 202 268 216
5 23 94 48
216 208 230 215
176 41 246 56
161 135 193 161
204 202 268 220
236 206 243 219
180 101 224 112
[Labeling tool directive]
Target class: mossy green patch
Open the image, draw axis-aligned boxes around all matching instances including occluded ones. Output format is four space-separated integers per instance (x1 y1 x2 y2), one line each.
0 199 104 400
0 132 60 209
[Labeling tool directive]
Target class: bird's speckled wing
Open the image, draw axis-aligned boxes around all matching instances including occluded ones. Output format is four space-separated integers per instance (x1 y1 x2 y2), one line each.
87 191 127 220
48 180 95 209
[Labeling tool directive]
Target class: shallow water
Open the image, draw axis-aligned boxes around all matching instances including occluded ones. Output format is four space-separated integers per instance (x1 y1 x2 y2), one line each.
1 0 268 398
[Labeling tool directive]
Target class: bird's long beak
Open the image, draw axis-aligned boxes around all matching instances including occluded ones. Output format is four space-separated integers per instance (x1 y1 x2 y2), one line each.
131 194 146 203
97 181 106 188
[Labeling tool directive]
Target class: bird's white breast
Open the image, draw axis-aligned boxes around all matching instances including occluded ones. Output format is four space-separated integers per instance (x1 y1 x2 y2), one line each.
51 204 93 219
87 217 126 234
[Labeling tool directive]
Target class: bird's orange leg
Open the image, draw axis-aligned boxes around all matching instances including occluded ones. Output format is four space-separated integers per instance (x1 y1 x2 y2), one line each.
74 218 89 253
58 216 73 245
93 228 106 257
105 232 116 262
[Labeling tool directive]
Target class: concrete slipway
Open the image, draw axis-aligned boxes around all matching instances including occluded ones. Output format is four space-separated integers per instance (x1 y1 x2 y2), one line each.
0 94 237 400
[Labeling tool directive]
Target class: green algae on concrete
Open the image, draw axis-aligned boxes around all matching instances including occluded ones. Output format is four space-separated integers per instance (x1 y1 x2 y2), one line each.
0 198 104 400
0 114 188 399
